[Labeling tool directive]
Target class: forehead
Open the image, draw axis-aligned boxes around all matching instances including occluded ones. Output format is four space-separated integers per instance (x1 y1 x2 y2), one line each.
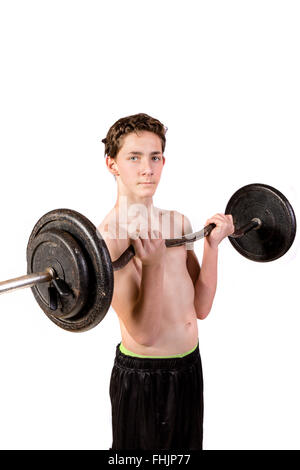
120 131 162 153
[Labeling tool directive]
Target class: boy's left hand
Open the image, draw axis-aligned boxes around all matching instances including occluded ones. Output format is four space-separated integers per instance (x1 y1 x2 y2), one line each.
205 213 235 249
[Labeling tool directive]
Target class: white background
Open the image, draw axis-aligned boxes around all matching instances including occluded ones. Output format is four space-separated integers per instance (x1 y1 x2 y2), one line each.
0 0 299 450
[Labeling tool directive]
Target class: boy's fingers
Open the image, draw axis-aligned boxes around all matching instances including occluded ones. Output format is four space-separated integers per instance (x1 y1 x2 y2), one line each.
128 228 140 239
130 237 144 257
152 230 162 240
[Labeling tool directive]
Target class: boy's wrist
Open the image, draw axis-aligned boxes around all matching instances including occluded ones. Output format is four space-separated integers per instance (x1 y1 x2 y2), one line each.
204 237 219 251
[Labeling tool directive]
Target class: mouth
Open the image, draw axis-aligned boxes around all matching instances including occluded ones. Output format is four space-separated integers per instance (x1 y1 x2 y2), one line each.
139 182 154 185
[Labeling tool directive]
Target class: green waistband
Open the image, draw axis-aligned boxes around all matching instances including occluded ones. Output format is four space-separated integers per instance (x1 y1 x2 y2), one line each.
119 341 198 358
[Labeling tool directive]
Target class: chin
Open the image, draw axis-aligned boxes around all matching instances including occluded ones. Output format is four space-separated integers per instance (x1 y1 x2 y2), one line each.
140 187 156 194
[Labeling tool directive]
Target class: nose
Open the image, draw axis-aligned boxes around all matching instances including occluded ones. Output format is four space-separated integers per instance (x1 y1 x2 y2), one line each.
140 161 154 176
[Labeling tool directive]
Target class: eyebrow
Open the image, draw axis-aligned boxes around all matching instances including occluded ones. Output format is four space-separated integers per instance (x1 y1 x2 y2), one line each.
127 151 162 155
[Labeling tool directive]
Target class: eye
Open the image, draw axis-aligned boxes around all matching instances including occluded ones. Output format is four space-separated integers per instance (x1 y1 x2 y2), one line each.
152 156 161 161
129 156 138 161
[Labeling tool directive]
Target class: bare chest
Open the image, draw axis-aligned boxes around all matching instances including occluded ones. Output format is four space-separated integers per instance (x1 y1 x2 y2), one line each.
131 244 187 277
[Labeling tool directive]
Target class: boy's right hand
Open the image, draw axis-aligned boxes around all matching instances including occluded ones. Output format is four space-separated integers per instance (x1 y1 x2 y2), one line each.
130 230 166 267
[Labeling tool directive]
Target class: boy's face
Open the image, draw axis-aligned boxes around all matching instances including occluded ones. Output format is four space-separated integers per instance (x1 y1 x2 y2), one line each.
107 130 165 200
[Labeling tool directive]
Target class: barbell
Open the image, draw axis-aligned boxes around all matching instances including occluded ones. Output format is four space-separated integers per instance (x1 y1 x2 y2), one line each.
0 183 297 332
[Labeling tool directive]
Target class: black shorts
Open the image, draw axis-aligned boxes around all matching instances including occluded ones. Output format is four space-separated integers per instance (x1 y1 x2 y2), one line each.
109 342 203 450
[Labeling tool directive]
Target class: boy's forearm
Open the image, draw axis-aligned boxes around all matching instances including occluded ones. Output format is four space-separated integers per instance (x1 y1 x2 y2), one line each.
132 263 164 345
194 239 218 319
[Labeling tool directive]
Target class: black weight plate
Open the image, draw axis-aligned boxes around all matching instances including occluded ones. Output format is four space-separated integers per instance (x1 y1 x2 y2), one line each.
27 209 113 332
27 229 89 320
225 183 297 262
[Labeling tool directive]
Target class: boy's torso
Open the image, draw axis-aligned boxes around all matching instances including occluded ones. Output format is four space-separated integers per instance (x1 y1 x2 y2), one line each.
99 207 199 356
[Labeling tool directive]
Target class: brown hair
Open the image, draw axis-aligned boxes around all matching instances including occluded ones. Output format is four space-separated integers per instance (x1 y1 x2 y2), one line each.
101 113 167 158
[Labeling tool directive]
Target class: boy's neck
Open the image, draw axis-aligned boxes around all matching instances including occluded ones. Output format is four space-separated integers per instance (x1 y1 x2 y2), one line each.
114 193 154 211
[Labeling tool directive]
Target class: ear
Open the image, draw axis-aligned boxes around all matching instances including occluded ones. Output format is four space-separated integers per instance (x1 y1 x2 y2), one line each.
162 155 166 166
106 156 120 177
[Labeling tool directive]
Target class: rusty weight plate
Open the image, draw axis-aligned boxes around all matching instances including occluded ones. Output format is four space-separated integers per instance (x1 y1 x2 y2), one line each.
27 228 89 320
27 209 113 332
225 183 297 262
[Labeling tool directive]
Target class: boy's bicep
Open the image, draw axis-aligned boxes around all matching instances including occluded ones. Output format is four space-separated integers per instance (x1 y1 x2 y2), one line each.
186 249 201 286
97 225 141 333
111 268 140 320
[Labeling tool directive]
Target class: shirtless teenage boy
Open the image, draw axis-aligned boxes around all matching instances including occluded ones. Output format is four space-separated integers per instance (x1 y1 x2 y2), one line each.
99 113 234 450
